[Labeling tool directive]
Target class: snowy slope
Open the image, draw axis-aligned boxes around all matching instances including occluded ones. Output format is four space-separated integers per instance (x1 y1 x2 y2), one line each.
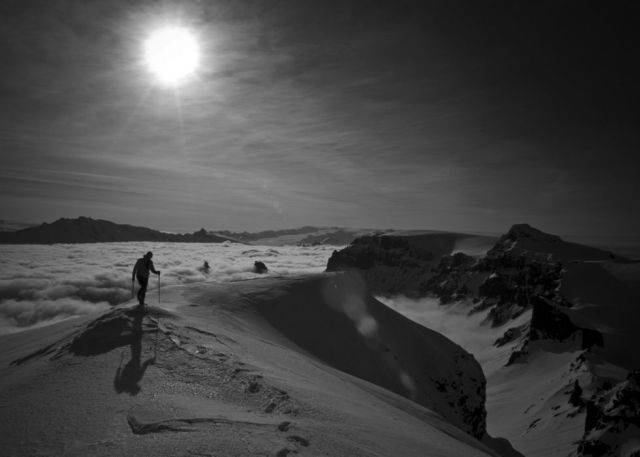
0 275 509 457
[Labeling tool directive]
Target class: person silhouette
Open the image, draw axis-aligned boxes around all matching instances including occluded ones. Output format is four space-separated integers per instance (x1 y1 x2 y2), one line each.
132 251 160 307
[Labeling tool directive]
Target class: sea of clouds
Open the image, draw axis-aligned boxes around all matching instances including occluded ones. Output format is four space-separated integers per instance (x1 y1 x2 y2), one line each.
0 242 338 334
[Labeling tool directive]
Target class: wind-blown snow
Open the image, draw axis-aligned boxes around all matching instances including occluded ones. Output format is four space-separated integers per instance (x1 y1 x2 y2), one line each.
0 242 338 334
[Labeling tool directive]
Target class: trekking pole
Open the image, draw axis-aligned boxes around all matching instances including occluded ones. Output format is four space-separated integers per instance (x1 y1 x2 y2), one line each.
158 272 161 304
154 317 160 360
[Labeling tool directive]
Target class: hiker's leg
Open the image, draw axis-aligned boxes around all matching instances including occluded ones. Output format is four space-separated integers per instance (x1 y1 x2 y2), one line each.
137 275 148 304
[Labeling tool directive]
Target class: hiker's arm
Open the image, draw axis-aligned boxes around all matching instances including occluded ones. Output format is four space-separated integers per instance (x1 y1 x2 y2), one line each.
132 262 137 281
149 261 160 275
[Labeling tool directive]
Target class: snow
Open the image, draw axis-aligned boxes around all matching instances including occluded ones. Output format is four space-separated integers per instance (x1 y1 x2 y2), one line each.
0 275 502 457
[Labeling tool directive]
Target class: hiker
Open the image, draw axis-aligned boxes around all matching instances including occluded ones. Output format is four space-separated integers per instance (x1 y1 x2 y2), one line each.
132 251 160 306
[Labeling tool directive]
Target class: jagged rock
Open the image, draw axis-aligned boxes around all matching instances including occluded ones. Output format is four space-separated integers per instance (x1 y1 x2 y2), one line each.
487 223 614 262
423 253 476 303
503 224 563 244
570 379 585 407
254 261 268 274
529 297 577 342
326 235 437 296
486 302 527 328
471 250 565 327
469 298 496 314
326 236 420 271
494 325 525 347
506 341 529 365
578 370 640 456
529 296 603 350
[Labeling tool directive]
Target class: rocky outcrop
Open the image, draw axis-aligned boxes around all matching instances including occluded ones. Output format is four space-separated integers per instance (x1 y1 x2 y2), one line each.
253 261 268 274
326 224 638 457
488 223 615 262
529 297 603 349
578 370 640 456
506 297 604 365
325 232 485 297
494 325 526 347
496 223 563 245
327 225 608 358
326 235 437 296
423 252 476 303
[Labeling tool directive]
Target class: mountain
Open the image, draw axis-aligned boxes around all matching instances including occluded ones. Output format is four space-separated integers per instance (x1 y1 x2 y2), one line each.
216 226 385 246
0 217 232 244
0 274 519 457
326 224 640 457
326 230 499 297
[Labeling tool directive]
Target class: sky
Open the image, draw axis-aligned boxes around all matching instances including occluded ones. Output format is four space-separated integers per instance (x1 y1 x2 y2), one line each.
0 241 336 333
1 0 639 243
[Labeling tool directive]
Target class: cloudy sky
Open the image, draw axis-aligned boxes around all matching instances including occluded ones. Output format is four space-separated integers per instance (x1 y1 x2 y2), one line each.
1 0 639 243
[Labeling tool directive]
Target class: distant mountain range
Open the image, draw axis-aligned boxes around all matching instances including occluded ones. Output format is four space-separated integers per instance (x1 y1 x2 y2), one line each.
0 217 382 245
216 226 386 246
0 217 232 244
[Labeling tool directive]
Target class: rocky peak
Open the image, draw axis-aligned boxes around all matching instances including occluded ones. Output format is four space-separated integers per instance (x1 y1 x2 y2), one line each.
504 224 563 243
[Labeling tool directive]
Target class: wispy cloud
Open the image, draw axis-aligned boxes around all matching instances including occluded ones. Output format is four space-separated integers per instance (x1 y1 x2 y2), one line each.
0 1 638 240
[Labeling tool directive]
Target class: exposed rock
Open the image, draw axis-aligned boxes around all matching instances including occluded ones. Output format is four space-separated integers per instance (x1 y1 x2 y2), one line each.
529 296 603 350
488 223 614 262
494 325 526 347
326 235 436 296
323 224 634 456
423 253 476 303
569 379 585 408
503 223 563 244
470 250 565 327
578 370 640 456
505 340 530 365
254 261 268 274
327 235 418 270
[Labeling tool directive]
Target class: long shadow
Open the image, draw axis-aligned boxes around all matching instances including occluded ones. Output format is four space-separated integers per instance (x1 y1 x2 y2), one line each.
114 308 156 395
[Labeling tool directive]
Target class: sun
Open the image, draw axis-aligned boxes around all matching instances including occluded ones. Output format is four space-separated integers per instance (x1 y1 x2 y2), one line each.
143 26 200 86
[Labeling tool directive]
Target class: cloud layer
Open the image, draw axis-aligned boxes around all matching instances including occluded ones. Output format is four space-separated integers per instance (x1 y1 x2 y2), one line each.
0 242 336 334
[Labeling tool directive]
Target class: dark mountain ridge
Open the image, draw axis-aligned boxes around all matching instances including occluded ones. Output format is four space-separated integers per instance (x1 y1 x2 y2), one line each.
0 217 231 244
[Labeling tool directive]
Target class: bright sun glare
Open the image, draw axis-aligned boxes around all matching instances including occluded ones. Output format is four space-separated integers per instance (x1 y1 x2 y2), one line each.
144 26 200 86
